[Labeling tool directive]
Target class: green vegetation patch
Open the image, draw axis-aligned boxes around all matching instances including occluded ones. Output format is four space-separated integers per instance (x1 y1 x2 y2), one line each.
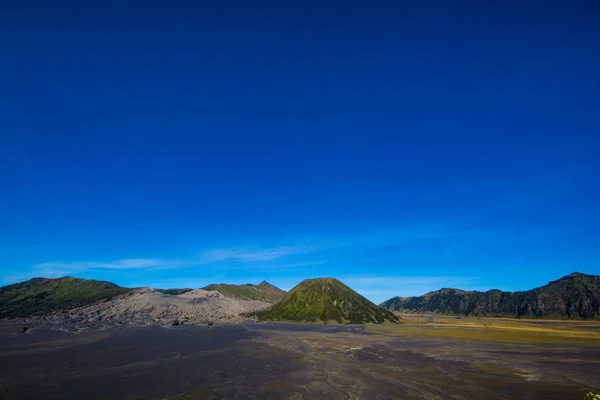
203 281 285 303
252 277 399 324
0 277 132 318
367 318 600 344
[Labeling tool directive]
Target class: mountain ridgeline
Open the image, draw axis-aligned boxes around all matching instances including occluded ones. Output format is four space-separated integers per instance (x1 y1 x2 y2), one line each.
381 273 600 320
252 278 399 324
155 288 194 296
0 277 132 319
0 278 286 320
202 281 285 303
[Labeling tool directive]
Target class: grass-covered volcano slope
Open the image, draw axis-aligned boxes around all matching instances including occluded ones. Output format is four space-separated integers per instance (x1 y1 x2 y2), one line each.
0 277 132 318
252 278 399 324
203 281 285 303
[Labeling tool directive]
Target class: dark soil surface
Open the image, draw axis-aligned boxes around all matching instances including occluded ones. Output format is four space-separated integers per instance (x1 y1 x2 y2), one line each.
0 322 598 399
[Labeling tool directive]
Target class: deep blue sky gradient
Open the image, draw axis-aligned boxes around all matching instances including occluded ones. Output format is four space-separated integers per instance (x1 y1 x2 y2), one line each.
1 1 599 302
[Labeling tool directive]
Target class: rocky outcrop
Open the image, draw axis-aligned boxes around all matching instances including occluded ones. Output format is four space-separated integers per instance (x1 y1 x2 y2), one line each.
381 272 600 320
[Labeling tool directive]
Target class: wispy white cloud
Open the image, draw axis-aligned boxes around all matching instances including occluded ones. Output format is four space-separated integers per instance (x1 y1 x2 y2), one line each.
200 245 314 263
4 227 492 289
216 260 327 271
229 274 483 304
4 243 325 284
340 275 483 304
36 259 190 271
343 276 478 288
0 259 191 283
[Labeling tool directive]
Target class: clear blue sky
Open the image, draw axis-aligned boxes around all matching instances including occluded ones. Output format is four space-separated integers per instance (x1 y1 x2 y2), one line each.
1 1 599 303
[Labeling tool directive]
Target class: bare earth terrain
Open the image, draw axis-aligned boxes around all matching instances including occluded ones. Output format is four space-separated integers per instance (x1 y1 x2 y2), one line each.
0 317 599 400
8 288 271 332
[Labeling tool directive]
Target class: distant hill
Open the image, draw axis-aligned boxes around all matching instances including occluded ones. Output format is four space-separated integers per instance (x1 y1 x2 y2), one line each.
155 288 194 296
252 277 399 324
0 277 132 318
202 281 285 303
380 272 600 320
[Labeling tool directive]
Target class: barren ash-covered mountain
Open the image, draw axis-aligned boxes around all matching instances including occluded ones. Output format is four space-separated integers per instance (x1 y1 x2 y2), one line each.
0 277 279 331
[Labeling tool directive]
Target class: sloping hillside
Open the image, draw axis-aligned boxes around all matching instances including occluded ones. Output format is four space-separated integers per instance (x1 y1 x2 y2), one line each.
0 277 132 318
14 288 272 332
202 281 285 303
253 278 399 324
79 288 270 325
381 272 600 320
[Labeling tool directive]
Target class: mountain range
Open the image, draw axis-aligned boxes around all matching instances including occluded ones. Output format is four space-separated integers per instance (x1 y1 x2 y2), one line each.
2 272 599 324
0 276 397 325
380 272 600 320
0 278 283 320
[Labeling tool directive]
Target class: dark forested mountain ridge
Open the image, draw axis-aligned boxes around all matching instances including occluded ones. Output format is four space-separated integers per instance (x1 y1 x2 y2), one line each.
380 273 600 320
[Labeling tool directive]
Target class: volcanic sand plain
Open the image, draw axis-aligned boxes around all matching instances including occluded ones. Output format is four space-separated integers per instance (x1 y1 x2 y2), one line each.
0 316 599 400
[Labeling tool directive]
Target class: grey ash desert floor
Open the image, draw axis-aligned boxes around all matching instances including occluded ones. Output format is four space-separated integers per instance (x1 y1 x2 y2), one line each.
0 322 599 400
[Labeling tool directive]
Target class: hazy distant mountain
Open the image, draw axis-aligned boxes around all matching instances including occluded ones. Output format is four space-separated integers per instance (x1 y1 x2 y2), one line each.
253 277 399 324
155 288 194 296
380 272 600 320
0 277 132 318
202 281 285 303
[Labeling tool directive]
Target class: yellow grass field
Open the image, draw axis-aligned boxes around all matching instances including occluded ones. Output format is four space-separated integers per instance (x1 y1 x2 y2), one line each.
366 315 600 343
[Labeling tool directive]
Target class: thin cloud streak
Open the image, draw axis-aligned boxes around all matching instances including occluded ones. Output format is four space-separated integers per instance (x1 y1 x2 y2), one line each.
216 260 327 271
344 276 479 287
36 259 190 271
6 226 498 288
17 225 467 280
200 245 315 262
7 243 325 283
341 275 483 303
